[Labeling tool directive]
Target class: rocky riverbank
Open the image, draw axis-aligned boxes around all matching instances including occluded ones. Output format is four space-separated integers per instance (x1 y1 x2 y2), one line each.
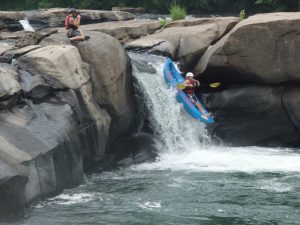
1 8 300 218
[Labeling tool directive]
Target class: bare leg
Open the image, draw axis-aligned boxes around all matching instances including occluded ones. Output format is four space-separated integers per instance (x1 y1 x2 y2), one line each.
69 29 85 41
189 95 209 119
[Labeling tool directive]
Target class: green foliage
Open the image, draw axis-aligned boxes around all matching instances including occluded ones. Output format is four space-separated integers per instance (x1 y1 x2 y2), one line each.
239 9 246 19
159 19 168 27
0 0 299 13
169 1 186 21
255 0 293 11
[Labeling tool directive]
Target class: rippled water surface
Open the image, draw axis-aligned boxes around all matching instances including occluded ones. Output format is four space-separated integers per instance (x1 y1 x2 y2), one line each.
9 155 300 225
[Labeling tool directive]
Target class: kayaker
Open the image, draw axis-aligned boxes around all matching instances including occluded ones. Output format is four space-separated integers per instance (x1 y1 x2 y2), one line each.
184 72 209 119
65 8 88 41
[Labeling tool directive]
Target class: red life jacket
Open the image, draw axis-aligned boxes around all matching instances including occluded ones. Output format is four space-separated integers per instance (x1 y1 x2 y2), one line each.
65 15 77 30
185 79 198 95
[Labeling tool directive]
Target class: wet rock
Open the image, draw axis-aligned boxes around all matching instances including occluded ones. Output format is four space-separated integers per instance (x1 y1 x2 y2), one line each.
0 11 24 31
282 87 300 132
19 70 51 100
0 100 85 216
207 84 300 147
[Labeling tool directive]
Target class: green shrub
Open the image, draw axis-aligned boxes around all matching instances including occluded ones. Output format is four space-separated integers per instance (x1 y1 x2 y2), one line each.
239 9 246 19
169 1 186 21
159 19 168 27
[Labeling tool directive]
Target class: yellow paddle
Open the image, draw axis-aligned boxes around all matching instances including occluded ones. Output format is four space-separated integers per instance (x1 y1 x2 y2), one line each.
176 82 221 89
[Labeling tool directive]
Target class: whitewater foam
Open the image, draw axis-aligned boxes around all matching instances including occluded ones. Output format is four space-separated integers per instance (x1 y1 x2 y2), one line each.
132 146 300 173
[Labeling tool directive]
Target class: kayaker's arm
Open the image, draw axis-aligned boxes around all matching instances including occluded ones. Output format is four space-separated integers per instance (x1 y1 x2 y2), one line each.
184 80 193 87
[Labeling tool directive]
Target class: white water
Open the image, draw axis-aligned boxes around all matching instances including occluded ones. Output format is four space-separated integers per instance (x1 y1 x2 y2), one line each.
131 53 300 174
19 18 35 32
131 53 210 153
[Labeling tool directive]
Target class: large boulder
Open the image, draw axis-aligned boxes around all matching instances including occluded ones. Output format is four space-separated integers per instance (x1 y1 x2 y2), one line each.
41 32 135 139
0 11 24 31
0 43 14 55
195 12 300 83
0 41 113 216
17 45 90 89
126 17 240 71
206 84 300 146
15 28 58 48
0 63 20 98
77 20 161 43
24 8 134 30
0 100 85 216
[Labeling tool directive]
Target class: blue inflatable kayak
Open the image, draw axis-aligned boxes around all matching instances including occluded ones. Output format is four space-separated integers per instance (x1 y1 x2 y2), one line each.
163 58 214 124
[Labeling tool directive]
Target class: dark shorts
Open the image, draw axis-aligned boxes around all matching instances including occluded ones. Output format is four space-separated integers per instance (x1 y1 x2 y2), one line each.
187 93 197 102
67 29 81 38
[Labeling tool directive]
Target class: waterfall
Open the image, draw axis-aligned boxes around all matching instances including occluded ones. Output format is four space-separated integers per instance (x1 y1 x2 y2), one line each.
130 53 210 153
19 18 35 32
129 52 300 173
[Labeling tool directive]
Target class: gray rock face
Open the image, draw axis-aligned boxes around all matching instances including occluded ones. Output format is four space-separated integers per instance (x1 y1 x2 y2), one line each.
77 20 161 43
24 8 134 30
0 43 14 55
126 17 240 71
0 100 85 216
17 45 90 89
0 11 24 31
41 31 135 139
0 8 135 32
282 87 300 132
0 24 137 216
207 85 300 147
194 12 300 83
0 63 20 98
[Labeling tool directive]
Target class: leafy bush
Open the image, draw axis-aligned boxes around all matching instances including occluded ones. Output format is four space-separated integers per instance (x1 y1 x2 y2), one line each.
169 1 186 21
159 19 168 27
239 9 246 19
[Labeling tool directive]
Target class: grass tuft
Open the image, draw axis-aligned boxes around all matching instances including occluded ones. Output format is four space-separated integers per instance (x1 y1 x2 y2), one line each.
169 1 186 21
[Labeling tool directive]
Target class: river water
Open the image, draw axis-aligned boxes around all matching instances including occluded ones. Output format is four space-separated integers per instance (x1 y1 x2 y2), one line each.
5 53 300 225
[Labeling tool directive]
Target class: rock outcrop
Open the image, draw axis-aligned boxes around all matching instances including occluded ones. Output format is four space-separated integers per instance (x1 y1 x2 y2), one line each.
194 12 300 83
0 11 24 31
0 22 134 216
126 17 240 71
0 8 135 32
41 31 135 139
75 20 161 43
196 13 300 146
205 85 300 146
0 63 20 98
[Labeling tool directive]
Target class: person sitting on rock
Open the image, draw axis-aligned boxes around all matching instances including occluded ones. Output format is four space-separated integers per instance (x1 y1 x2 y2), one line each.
184 72 209 119
65 8 87 41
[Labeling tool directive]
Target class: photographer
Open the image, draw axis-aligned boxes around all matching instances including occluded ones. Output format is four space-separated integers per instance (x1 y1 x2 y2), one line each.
65 8 87 41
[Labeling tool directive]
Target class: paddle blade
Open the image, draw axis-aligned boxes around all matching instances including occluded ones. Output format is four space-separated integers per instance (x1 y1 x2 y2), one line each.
176 83 186 89
209 82 221 88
